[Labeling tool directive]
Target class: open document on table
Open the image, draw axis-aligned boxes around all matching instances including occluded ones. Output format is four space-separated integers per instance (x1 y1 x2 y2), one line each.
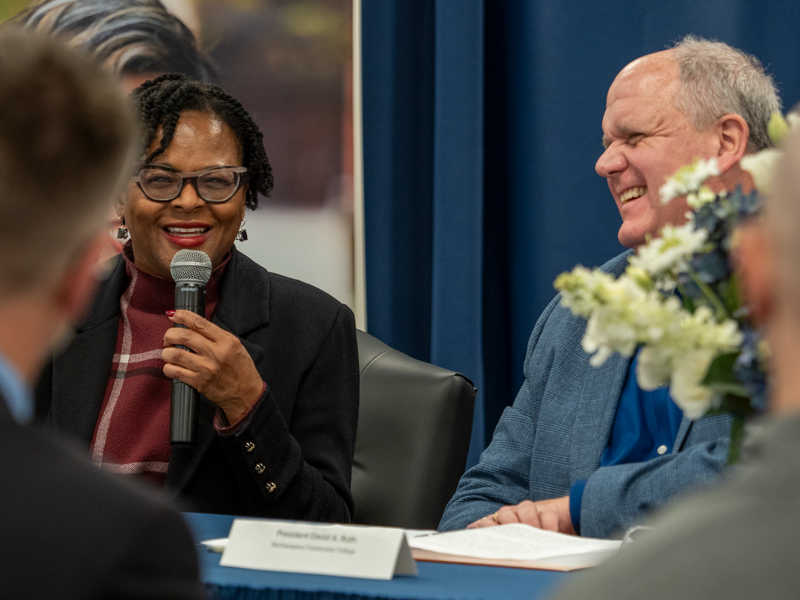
409 524 622 572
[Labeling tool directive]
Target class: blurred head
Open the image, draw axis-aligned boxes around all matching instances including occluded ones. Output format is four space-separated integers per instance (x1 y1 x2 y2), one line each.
596 36 780 249
9 0 214 87
0 27 135 297
736 125 800 413
119 73 273 279
756 127 800 319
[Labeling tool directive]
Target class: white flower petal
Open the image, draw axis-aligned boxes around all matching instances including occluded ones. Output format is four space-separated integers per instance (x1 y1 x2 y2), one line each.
669 350 716 420
740 149 782 195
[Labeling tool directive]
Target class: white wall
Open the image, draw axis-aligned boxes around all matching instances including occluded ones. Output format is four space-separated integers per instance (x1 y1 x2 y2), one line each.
237 207 354 310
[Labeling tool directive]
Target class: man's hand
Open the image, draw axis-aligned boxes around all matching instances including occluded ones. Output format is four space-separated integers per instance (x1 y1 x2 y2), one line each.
467 496 575 535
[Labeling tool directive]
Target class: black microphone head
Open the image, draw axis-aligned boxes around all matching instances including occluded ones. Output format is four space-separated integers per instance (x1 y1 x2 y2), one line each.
170 249 212 284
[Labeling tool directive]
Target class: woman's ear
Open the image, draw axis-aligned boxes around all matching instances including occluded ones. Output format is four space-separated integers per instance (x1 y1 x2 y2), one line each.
240 189 248 220
114 191 126 220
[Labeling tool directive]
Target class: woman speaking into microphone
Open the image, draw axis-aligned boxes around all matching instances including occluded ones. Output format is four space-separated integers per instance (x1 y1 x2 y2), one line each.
34 73 360 522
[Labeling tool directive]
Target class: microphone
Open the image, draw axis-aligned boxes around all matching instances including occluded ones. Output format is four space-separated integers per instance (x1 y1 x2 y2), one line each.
169 249 212 446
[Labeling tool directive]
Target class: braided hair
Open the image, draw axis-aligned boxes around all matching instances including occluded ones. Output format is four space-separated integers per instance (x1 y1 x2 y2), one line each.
131 73 273 209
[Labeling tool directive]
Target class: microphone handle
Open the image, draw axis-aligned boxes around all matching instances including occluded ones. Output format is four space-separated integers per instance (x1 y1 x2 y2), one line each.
170 283 206 446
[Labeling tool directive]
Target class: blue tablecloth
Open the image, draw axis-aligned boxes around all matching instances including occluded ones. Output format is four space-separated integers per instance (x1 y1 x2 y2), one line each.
184 513 573 600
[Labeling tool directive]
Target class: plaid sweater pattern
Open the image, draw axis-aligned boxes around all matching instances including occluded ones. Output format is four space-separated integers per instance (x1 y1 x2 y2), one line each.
90 247 221 486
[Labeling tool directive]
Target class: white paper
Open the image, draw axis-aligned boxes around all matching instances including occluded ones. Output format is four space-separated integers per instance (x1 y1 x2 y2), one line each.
410 524 621 561
403 529 437 543
200 538 228 552
220 519 417 580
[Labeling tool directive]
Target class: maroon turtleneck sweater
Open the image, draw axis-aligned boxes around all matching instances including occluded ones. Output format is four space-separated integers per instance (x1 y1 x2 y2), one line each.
90 245 226 486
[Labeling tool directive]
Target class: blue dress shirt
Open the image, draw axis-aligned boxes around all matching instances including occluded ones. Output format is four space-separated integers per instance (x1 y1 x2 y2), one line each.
0 350 33 424
569 349 683 534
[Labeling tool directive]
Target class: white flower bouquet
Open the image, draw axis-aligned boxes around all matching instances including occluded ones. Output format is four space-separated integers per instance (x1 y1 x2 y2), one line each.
553 114 797 461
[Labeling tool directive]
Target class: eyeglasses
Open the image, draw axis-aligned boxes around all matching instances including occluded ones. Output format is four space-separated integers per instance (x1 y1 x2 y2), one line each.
133 166 249 203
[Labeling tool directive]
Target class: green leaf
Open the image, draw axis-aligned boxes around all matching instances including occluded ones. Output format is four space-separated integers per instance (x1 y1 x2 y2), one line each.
701 352 740 387
768 112 790 146
723 274 741 316
702 353 751 400
681 294 696 312
707 381 749 397
720 393 755 418
676 283 696 312
728 416 745 464
686 267 730 320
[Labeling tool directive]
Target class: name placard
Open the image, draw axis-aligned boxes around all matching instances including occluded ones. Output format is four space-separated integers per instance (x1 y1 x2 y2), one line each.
220 519 418 580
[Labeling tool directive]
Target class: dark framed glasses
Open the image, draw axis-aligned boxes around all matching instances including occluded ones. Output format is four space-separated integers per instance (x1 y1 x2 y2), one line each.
133 166 249 203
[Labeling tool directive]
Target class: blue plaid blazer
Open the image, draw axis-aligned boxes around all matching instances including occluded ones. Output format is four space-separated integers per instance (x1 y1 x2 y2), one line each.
440 250 732 538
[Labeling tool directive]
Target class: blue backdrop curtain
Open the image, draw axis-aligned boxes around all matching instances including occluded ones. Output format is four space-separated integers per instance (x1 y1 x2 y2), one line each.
362 0 800 468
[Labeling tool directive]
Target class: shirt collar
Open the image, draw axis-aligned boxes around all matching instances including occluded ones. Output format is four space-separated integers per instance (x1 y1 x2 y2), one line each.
0 350 33 424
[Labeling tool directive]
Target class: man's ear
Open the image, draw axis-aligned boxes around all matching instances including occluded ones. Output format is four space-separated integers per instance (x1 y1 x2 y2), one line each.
735 221 774 326
716 113 749 173
52 233 109 324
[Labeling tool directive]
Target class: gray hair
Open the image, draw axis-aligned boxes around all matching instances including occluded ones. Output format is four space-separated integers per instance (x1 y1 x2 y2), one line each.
9 0 214 82
671 35 781 153
0 28 135 293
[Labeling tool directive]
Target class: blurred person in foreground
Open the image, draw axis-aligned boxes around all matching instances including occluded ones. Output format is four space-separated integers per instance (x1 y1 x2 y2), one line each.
0 28 203 599
551 124 800 599
35 73 360 521
440 36 780 538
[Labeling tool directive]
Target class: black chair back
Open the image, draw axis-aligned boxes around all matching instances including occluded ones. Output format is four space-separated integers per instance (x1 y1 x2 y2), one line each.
351 330 476 529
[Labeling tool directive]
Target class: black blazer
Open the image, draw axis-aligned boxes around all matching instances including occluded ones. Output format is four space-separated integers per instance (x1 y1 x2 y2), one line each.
0 398 203 599
36 247 359 521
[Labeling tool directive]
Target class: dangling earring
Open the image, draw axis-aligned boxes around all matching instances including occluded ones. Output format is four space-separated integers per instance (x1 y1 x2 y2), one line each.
236 217 247 242
116 216 128 240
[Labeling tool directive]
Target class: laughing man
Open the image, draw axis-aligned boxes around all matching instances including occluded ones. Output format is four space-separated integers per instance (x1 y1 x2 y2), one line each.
439 36 780 538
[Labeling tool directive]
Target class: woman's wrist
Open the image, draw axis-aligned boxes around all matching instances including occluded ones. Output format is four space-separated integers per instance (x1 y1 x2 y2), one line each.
221 379 266 426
